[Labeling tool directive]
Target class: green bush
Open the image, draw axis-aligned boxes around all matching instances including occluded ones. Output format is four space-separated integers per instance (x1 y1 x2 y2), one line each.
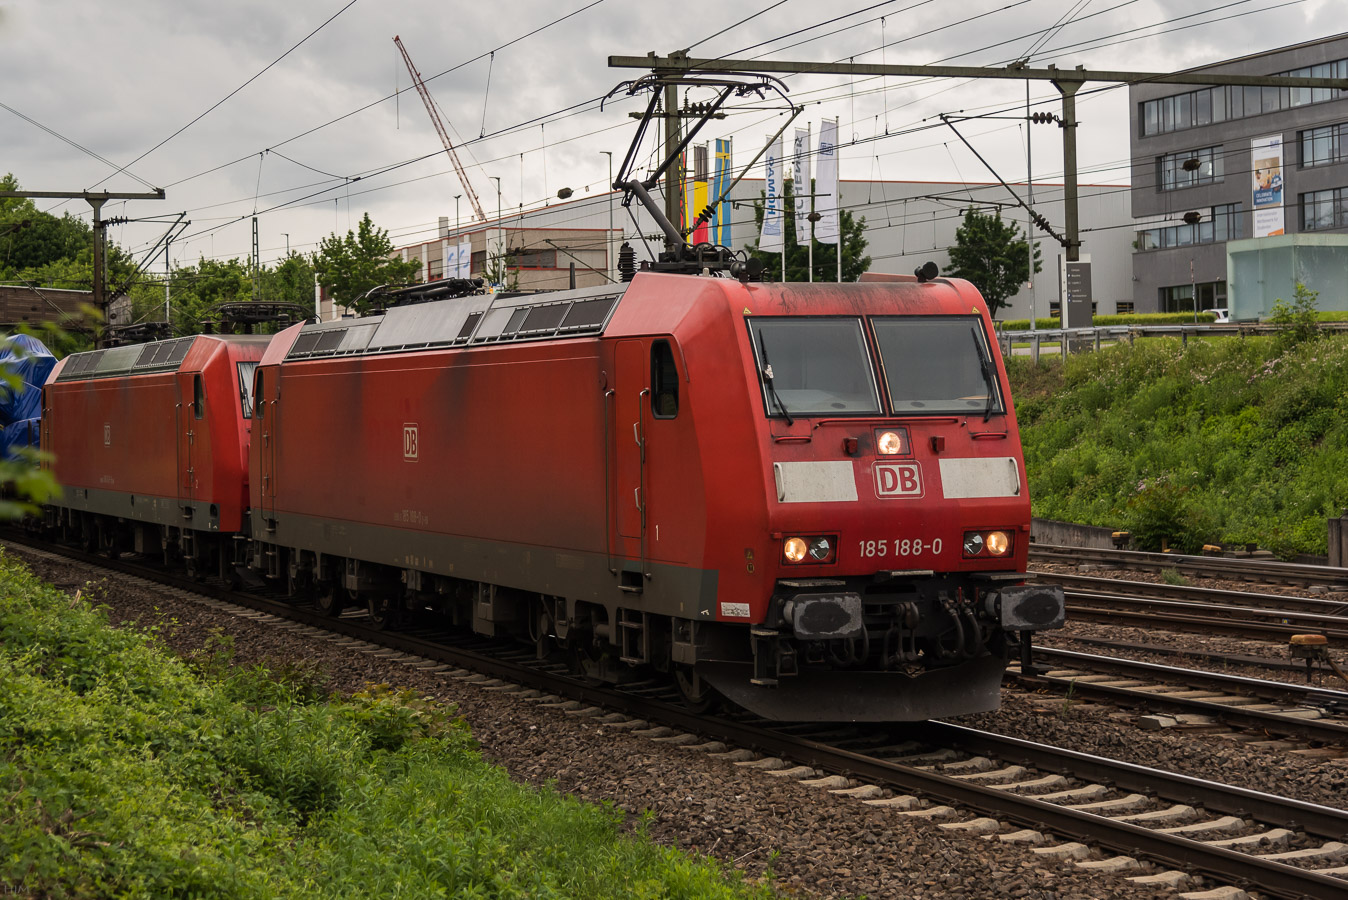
0 553 774 899
1008 333 1348 557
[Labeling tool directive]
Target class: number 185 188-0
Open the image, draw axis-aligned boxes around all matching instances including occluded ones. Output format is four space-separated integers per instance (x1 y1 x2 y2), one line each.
858 538 943 558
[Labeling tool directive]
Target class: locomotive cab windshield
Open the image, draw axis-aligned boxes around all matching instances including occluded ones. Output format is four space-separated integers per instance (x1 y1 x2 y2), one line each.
748 317 881 416
749 314 1005 418
872 315 1004 416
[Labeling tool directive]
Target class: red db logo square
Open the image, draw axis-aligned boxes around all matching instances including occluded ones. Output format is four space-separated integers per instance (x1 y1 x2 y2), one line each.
403 424 418 461
874 462 922 498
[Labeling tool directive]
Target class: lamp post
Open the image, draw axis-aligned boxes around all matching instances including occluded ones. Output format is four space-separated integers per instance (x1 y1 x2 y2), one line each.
489 176 503 286
601 150 614 282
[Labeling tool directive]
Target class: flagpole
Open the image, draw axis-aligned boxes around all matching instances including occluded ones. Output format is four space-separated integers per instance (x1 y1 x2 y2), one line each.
835 117 842 283
808 122 813 283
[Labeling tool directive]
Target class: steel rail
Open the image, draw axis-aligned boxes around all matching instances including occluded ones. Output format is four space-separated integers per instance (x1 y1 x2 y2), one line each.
7 534 1348 899
1042 571 1348 617
1031 544 1348 589
1028 646 1348 710
1066 594 1348 642
1015 649 1348 742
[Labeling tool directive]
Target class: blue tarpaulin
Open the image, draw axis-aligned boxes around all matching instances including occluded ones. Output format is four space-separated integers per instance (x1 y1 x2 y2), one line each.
0 335 55 460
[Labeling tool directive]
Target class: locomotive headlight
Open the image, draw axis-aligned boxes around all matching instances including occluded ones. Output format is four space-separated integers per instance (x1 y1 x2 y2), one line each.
783 535 837 564
875 428 909 455
963 530 1013 558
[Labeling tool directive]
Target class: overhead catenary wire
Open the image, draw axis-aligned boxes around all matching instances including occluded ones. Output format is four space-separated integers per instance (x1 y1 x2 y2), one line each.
81 0 1315 270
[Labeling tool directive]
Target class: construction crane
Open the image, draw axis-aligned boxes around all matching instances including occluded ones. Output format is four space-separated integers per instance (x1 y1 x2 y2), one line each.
394 35 487 223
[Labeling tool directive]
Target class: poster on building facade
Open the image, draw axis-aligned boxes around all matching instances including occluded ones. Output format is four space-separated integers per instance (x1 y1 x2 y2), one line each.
458 239 473 278
1251 135 1285 238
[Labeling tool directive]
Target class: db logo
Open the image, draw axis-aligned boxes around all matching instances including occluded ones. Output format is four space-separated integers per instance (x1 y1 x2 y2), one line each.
403 424 419 461
874 462 922 498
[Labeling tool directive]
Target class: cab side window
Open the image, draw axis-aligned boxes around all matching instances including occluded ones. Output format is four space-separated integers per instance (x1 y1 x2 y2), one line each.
193 374 205 420
254 370 265 419
651 340 679 419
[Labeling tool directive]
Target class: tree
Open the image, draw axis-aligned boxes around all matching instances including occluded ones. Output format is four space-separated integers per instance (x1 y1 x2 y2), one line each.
265 252 316 308
744 178 871 282
946 208 1042 318
166 258 252 333
313 213 420 316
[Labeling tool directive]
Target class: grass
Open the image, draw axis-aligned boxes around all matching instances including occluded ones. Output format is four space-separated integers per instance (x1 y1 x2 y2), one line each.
1007 322 1348 557
0 551 777 899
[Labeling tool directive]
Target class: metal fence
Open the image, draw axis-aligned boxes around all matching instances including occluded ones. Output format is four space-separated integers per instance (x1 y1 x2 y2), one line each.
997 321 1348 361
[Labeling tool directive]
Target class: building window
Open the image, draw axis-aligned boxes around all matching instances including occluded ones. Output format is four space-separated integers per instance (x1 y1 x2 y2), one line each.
1140 58 1348 137
1301 123 1347 167
1136 203 1240 251
1302 187 1348 231
1116 301 1135 314
1158 147 1223 191
513 249 558 269
1159 281 1227 313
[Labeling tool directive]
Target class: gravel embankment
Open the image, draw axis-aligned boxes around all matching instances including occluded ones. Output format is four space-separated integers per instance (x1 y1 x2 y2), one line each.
12 544 1328 900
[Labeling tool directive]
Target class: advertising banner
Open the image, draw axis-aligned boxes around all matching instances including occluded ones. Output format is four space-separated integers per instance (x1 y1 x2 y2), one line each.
792 126 811 244
759 134 785 252
815 119 839 245
1251 135 1285 238
713 139 732 246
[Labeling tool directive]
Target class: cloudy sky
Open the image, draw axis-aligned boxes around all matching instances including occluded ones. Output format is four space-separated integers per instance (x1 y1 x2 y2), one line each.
1 0 1339 271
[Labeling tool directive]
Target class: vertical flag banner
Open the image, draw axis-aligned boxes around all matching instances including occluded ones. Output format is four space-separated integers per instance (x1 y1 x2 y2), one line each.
1251 135 1285 238
815 119 840 245
713 138 732 246
687 144 710 244
458 238 473 278
442 239 454 280
759 135 785 252
792 127 811 244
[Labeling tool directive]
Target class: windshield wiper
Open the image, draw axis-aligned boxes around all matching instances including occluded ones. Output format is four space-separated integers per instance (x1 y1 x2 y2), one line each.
758 335 794 426
972 326 998 422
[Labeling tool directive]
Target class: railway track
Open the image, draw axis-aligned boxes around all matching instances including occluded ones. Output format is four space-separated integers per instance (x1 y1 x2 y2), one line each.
1030 543 1348 590
1012 646 1348 746
1065 591 1348 641
7 533 1348 899
1041 570 1348 617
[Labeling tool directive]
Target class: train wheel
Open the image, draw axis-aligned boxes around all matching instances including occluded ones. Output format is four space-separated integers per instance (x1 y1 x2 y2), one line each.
673 665 720 715
366 593 402 631
315 582 346 618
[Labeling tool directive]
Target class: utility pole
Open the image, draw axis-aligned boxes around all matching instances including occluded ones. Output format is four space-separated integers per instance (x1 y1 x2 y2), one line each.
165 233 172 326
0 188 165 344
252 216 261 301
1026 79 1035 334
610 54 1348 263
601 150 614 281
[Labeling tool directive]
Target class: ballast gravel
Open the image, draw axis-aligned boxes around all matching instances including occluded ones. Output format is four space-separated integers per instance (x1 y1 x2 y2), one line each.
12 544 1334 899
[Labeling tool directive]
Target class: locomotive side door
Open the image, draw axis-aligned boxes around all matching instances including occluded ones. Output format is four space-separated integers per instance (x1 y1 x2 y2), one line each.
613 340 648 584
175 371 202 513
255 366 279 527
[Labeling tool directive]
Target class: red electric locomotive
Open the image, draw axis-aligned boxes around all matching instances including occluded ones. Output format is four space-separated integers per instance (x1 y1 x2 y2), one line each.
41 334 271 576
248 269 1062 721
